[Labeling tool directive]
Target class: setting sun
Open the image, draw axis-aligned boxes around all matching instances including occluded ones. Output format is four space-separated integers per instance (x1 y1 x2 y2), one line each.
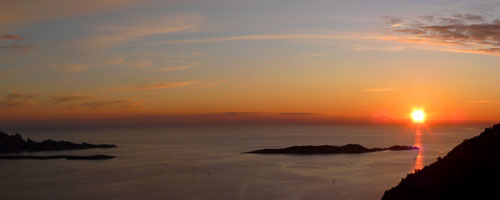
411 109 426 123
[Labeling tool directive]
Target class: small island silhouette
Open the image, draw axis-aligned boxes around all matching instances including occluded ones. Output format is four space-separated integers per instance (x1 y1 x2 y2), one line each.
246 144 418 155
383 124 500 200
0 131 117 160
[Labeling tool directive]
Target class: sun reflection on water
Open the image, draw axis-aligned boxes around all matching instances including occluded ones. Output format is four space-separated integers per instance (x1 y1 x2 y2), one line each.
413 127 424 172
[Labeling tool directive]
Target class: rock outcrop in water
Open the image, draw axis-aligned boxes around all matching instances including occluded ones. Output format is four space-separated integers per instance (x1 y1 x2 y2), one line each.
382 124 500 200
0 131 117 153
246 144 418 155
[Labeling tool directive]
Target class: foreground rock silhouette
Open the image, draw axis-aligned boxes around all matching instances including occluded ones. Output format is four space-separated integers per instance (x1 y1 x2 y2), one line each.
382 124 500 200
0 131 117 160
0 131 117 153
246 144 418 154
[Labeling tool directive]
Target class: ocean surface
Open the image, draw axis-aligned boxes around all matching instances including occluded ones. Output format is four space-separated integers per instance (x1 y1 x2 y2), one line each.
0 124 482 200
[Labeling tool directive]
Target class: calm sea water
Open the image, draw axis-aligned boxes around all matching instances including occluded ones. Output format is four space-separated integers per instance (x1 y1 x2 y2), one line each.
0 125 482 200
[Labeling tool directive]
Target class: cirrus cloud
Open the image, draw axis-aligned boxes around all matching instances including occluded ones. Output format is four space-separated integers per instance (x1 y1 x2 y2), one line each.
0 0 146 26
76 14 205 51
70 99 139 110
48 95 90 104
0 92 38 109
194 81 225 89
135 81 200 90
384 14 500 56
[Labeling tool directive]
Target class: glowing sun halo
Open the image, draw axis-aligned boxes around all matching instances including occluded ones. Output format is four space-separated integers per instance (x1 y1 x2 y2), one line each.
411 109 426 123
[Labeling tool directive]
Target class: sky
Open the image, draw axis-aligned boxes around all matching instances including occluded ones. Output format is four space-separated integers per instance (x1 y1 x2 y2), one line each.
2 0 500 128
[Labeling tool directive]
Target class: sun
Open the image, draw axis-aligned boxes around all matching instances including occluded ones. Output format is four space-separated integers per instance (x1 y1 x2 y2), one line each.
411 109 426 123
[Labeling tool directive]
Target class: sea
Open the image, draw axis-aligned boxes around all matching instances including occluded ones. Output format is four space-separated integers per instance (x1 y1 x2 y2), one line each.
0 124 483 200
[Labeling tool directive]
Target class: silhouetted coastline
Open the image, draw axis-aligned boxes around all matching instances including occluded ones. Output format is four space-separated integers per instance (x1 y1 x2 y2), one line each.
382 124 500 200
246 144 418 155
0 131 117 153
0 131 117 160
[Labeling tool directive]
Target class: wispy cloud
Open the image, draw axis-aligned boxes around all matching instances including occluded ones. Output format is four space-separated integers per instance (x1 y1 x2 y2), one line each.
0 0 144 26
207 112 265 116
184 51 206 58
155 66 190 72
50 64 91 72
362 88 396 92
134 81 199 90
467 100 500 104
154 33 388 45
194 81 225 88
48 56 153 72
0 91 144 111
70 99 140 110
77 15 205 50
353 44 405 52
47 94 142 110
48 95 89 104
384 14 500 56
299 52 325 58
0 92 38 109
5 92 38 101
278 112 321 116
417 14 485 24
110 80 221 91
383 16 404 27
47 52 203 73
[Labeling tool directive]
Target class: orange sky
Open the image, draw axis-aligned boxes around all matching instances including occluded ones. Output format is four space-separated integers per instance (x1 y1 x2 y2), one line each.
2 1 500 128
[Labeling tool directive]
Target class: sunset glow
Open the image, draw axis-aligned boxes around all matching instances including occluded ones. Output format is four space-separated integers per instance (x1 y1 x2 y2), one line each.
1 0 500 129
412 110 426 123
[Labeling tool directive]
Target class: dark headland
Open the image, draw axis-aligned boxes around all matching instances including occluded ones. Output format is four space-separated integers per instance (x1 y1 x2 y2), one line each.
246 144 418 155
382 124 500 200
0 131 117 160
